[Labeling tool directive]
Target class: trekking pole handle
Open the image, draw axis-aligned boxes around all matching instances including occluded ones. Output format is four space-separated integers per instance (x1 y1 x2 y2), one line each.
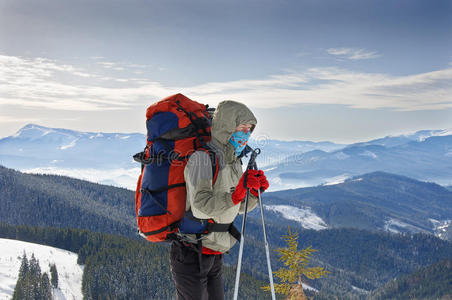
247 148 260 170
243 147 261 188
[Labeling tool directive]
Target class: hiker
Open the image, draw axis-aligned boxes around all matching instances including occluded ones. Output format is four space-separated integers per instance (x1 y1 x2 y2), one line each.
170 100 270 300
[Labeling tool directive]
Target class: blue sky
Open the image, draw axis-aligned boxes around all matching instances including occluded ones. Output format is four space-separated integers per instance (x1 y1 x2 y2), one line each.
1 0 451 143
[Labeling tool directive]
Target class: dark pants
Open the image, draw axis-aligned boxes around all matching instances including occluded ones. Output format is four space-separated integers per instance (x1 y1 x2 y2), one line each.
170 242 225 300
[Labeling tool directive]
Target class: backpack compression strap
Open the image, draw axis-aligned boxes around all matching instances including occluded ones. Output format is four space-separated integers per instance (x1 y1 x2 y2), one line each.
181 212 241 242
205 221 241 241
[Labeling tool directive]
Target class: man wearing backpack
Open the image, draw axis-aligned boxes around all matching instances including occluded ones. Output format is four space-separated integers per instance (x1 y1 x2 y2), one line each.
170 100 269 300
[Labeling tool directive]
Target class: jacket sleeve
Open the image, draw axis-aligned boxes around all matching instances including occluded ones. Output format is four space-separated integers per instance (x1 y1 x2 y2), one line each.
184 151 236 220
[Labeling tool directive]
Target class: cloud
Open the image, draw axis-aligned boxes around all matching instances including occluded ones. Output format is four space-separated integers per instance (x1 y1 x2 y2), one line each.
96 61 151 71
0 115 41 123
96 61 125 71
327 47 380 60
184 67 452 111
0 54 451 114
0 55 155 111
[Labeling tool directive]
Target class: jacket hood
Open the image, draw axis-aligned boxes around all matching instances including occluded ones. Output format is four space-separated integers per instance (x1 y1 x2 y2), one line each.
211 100 257 146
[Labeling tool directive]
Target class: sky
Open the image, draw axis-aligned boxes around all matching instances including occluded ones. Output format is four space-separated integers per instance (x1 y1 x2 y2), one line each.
0 0 451 143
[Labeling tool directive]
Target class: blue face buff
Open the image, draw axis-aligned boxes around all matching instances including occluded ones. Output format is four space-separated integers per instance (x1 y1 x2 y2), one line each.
229 130 251 156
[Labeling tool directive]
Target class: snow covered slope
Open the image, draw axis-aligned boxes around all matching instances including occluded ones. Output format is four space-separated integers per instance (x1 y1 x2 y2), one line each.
265 205 328 230
0 239 83 300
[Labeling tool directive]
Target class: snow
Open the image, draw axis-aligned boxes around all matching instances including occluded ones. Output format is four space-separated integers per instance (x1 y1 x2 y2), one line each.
265 176 314 192
429 219 452 240
323 174 350 186
334 152 349 160
23 167 141 190
41 130 55 137
303 282 318 292
417 129 452 141
384 219 408 233
383 218 426 234
60 139 78 150
417 135 430 142
361 150 377 159
352 285 369 294
265 205 328 230
12 124 55 139
437 129 452 137
352 178 363 182
0 238 83 300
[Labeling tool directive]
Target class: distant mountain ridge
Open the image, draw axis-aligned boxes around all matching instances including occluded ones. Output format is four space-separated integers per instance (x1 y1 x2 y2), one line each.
0 124 345 189
0 124 143 169
348 129 452 148
0 124 451 190
247 138 345 167
0 124 144 188
265 133 452 190
262 172 452 240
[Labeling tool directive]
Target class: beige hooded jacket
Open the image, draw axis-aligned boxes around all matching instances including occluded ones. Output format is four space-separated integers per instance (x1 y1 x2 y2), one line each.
183 100 259 253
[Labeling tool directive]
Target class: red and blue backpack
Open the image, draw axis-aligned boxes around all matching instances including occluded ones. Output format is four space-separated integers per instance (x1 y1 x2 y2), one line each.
134 93 236 243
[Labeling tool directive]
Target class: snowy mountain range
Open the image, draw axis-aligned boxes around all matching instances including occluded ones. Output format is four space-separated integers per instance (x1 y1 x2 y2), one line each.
0 238 82 300
265 129 452 190
258 172 452 240
0 124 143 189
0 124 344 189
0 124 451 191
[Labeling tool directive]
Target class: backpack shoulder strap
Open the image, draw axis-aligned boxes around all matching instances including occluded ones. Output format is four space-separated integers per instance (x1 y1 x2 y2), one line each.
198 147 219 186
210 152 219 186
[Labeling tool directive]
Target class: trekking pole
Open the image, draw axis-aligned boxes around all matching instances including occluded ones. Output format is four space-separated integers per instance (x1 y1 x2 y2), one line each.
249 153 276 300
233 148 260 300
257 188 276 300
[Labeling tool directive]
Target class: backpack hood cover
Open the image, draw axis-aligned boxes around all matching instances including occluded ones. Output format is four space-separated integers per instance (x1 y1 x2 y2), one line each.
211 100 257 149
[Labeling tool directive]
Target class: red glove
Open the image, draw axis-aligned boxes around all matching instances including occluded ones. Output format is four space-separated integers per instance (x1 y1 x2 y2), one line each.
231 170 261 205
250 170 269 197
